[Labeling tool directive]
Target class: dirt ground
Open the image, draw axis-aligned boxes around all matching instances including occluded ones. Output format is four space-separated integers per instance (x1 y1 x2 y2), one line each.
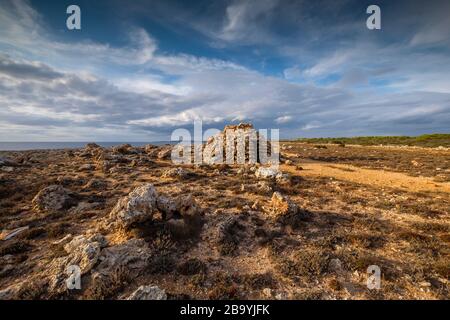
0 142 448 300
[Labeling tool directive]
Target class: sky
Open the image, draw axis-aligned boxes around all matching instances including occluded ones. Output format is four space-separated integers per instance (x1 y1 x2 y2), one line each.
0 0 449 141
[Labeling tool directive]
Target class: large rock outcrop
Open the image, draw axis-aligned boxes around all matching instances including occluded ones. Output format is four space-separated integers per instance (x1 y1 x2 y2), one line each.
203 123 277 165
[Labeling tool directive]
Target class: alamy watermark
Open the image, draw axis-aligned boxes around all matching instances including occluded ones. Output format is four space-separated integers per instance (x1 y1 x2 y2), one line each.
66 264 81 290
367 265 381 290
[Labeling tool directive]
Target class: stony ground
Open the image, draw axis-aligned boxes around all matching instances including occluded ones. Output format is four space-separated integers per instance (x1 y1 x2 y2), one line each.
0 142 448 300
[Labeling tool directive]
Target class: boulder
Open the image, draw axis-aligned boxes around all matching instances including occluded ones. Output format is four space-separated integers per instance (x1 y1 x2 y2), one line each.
255 166 281 179
32 185 76 213
47 234 106 292
126 285 167 300
94 239 150 278
109 184 158 229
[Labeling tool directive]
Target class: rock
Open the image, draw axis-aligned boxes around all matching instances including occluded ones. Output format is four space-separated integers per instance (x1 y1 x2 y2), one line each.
275 173 291 184
162 167 190 179
144 144 157 153
269 192 298 217
126 285 167 300
328 258 343 273
255 166 281 179
419 281 431 288
112 144 134 155
173 194 202 218
157 147 172 159
109 184 158 229
83 179 107 190
69 201 101 214
85 143 102 150
411 160 420 167
94 239 150 278
0 226 29 241
47 234 106 292
0 166 14 172
155 195 178 219
164 195 204 238
256 181 272 193
262 288 272 298
79 163 95 171
203 123 276 165
0 157 17 167
32 185 76 213
285 160 292 165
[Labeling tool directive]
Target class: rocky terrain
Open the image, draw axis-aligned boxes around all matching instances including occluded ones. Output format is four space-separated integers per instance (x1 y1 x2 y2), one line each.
0 132 449 300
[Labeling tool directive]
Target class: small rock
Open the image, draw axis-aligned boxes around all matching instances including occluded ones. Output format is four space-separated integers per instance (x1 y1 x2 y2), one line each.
267 192 299 218
328 258 343 273
126 285 167 300
79 164 95 171
157 147 172 160
112 144 134 155
0 226 30 241
411 160 420 167
162 167 190 179
255 166 281 179
85 143 102 150
419 281 431 287
262 288 272 298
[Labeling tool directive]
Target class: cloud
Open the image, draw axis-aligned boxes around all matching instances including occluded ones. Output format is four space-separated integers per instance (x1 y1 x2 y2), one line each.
0 0 449 142
275 115 292 124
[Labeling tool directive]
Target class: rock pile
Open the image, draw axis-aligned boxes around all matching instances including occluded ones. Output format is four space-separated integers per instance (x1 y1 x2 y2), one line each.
203 123 277 165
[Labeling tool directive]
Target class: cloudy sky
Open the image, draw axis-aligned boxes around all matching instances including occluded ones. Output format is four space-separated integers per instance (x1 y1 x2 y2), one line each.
0 0 449 141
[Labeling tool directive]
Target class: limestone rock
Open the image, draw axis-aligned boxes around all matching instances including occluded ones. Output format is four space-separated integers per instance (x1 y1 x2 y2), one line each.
95 239 151 278
255 166 281 179
126 285 167 300
162 167 190 179
47 234 106 292
203 123 276 165
32 185 76 213
109 184 158 229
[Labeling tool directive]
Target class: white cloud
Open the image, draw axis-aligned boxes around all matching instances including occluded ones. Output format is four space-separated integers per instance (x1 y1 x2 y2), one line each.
275 115 292 124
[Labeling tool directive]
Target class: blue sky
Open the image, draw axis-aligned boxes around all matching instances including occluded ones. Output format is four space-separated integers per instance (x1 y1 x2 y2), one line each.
0 0 449 141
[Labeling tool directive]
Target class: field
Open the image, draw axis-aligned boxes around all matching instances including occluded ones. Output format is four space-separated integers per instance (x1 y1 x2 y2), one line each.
0 141 449 300
295 133 450 148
